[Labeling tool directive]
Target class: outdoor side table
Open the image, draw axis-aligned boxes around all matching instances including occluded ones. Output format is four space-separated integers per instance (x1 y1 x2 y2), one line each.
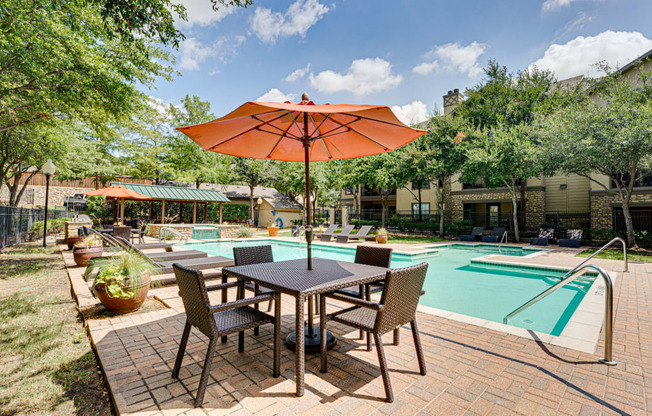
222 258 388 397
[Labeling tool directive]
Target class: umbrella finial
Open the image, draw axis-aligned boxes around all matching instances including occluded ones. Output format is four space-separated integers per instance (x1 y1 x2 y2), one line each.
301 92 309 102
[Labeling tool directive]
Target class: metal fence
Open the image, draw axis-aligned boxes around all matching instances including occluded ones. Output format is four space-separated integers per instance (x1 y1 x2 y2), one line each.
0 205 71 249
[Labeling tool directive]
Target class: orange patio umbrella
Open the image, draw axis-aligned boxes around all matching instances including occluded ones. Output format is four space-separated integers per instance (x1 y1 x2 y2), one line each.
84 183 151 225
177 93 427 269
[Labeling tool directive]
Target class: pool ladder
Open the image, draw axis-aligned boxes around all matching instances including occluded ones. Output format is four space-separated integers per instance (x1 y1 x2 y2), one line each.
502 237 628 366
498 231 508 253
159 226 188 245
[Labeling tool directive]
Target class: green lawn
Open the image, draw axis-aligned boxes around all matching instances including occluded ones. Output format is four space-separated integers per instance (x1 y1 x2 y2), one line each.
576 248 652 262
386 234 446 244
0 242 112 415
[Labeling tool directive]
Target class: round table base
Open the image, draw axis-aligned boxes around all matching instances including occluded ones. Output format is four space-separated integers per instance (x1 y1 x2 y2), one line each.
285 327 336 354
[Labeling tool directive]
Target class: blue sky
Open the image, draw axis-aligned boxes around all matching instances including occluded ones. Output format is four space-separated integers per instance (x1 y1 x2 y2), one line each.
149 0 652 124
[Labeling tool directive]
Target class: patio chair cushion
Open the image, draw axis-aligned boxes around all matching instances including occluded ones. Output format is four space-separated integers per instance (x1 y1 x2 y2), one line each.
538 228 554 239
530 238 549 246
567 229 583 240
559 239 580 248
460 235 474 242
481 235 498 243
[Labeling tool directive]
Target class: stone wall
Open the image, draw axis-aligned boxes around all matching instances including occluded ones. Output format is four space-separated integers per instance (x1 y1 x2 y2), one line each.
0 185 94 207
590 190 652 229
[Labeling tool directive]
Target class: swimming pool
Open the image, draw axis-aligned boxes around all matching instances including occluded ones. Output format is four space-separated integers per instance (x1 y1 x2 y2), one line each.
183 240 593 336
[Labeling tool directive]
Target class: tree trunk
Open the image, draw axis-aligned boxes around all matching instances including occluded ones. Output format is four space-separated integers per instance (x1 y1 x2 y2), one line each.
196 178 200 189
511 194 520 243
7 169 37 207
621 199 635 248
249 186 255 220
381 196 387 229
418 186 422 222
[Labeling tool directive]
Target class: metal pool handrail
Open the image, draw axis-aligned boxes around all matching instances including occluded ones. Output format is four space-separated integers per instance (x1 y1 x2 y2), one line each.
498 231 508 253
159 226 187 244
503 264 616 366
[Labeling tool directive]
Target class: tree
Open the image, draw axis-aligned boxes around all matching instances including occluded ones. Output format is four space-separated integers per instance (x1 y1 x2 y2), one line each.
167 95 230 187
424 115 470 235
399 142 432 223
274 162 339 219
462 124 540 242
232 159 278 220
539 65 652 247
352 152 409 228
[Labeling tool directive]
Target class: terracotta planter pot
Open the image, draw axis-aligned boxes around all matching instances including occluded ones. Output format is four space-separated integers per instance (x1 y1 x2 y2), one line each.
67 236 83 250
72 245 103 267
376 235 388 244
95 272 151 314
267 226 279 237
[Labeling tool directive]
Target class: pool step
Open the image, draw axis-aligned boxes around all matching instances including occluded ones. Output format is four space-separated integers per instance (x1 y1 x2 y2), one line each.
467 260 596 285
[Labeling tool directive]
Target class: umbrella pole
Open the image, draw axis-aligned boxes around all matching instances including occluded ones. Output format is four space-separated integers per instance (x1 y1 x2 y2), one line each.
120 198 125 225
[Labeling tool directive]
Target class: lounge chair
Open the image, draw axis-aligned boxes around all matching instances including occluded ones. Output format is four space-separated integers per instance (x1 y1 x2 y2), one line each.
320 224 354 242
461 227 484 242
171 264 280 407
530 228 555 246
481 226 506 243
319 262 429 403
333 246 395 350
314 224 339 239
82 227 173 252
559 229 583 248
336 225 373 243
113 236 207 262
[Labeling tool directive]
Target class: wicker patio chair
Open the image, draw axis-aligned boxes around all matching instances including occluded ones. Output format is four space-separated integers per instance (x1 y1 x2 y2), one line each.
461 226 484 242
319 262 429 402
233 245 276 328
334 246 394 350
112 225 131 240
172 264 281 407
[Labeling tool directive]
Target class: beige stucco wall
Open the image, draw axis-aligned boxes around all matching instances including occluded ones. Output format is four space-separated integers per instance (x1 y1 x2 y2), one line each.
396 182 440 212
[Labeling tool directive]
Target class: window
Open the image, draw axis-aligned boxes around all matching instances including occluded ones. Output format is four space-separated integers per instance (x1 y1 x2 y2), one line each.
611 172 652 189
462 178 484 189
613 207 652 231
411 180 430 190
412 203 430 218
344 187 354 195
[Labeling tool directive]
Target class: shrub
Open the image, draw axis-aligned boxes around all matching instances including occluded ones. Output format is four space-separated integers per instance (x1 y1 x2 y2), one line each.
28 218 67 241
221 204 250 222
443 220 473 237
350 219 382 228
236 226 253 238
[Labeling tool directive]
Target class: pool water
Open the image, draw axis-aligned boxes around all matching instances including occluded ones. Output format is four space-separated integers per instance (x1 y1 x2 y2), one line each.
183 240 592 336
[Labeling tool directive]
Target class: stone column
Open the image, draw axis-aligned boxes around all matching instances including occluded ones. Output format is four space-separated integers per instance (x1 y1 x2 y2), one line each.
328 207 335 225
341 206 348 227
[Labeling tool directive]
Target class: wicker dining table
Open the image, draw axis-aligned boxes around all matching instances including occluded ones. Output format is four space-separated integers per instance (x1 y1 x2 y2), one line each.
222 257 389 396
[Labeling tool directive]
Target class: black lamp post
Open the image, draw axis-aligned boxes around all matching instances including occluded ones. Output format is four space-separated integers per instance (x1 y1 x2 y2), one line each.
41 159 56 247
256 197 262 229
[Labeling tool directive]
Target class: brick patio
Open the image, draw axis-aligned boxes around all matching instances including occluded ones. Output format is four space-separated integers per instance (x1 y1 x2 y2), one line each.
65 242 651 415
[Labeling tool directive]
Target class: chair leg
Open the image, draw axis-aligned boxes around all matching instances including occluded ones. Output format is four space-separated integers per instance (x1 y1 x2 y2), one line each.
273 294 281 377
238 331 245 353
410 320 427 376
267 299 273 312
254 284 260 336
195 336 218 407
373 333 393 403
393 328 400 346
359 284 365 341
172 322 191 378
365 285 372 351
320 295 328 373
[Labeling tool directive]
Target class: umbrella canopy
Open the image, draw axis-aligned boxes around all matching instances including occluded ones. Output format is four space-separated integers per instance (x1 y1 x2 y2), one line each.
177 95 428 269
84 184 151 224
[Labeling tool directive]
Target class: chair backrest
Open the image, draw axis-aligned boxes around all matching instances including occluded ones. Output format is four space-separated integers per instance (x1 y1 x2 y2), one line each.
105 224 114 230
471 227 484 236
355 245 392 268
113 226 131 240
539 228 554 239
375 262 428 334
354 225 373 237
323 224 338 234
339 225 355 236
173 264 217 337
233 245 274 266
567 229 583 240
492 227 506 237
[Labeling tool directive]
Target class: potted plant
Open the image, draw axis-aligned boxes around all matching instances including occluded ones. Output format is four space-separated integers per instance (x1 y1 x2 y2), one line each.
73 235 103 267
93 251 157 313
267 221 280 237
376 228 389 244
67 235 84 250
315 224 326 238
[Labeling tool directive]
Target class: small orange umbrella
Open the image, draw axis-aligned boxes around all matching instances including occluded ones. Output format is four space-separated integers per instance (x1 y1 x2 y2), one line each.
177 94 427 269
84 184 151 225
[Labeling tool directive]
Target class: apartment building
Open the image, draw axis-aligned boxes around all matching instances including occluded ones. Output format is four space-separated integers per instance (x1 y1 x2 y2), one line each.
341 49 652 233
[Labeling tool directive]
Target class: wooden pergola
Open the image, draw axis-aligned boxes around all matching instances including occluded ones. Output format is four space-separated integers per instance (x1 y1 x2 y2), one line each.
118 183 230 224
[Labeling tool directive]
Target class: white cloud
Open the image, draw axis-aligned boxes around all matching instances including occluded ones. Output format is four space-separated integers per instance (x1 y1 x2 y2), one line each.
309 58 403 97
175 0 236 27
178 36 246 71
285 64 311 82
530 31 652 79
541 0 604 12
251 0 329 44
391 101 429 126
256 88 298 102
179 38 215 70
413 42 487 78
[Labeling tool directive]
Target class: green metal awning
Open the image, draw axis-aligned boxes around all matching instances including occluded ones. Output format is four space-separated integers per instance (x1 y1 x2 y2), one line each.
119 183 230 203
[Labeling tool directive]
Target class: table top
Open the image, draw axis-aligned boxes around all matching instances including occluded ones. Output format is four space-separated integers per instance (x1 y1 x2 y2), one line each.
223 258 388 297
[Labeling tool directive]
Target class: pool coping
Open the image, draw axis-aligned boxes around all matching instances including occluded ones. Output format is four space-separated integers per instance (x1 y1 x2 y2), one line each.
184 237 612 354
